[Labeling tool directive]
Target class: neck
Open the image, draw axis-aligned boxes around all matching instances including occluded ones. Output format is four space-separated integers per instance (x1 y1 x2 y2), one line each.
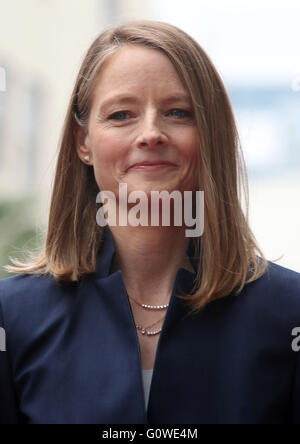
109 225 193 306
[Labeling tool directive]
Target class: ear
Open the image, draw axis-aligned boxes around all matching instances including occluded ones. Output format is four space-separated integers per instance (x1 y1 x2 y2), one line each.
74 123 93 165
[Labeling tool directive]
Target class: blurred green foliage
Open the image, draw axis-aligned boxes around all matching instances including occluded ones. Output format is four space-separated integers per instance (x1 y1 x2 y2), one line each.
0 195 45 280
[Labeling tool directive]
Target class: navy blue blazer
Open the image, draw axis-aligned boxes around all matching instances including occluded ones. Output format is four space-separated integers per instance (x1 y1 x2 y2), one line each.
1 226 300 424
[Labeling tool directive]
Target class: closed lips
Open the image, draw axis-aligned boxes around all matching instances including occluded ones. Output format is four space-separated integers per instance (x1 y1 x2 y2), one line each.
130 161 176 167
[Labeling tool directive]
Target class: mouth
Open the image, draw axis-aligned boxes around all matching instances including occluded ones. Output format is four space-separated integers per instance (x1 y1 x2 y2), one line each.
129 161 177 171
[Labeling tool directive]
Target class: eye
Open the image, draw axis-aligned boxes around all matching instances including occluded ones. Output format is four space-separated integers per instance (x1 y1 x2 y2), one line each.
167 109 193 119
108 111 131 121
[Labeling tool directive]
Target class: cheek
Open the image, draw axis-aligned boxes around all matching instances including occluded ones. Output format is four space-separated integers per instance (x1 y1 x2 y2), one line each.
178 132 199 189
178 132 198 161
92 133 122 167
91 133 129 191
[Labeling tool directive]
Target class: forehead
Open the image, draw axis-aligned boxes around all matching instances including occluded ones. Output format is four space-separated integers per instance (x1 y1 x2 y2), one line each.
93 45 187 98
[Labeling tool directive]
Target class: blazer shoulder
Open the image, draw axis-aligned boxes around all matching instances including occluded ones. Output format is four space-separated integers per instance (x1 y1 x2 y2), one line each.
262 261 300 293
0 273 78 327
0 272 57 304
0 271 79 298
242 260 300 320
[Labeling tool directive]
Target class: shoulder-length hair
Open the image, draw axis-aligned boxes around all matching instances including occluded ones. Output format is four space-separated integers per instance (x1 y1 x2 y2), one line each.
5 20 268 313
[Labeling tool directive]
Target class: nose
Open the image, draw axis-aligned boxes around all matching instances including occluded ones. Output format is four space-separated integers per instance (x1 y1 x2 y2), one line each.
135 112 168 149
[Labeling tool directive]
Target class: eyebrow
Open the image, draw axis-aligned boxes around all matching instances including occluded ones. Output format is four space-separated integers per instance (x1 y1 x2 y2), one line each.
98 93 192 111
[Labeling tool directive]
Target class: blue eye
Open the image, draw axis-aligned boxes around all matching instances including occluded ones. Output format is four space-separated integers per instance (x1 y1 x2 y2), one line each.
109 111 131 120
168 109 192 118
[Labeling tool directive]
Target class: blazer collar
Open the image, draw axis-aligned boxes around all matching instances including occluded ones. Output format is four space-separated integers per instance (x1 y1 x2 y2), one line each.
94 226 117 279
91 226 199 422
95 225 198 285
93 226 198 325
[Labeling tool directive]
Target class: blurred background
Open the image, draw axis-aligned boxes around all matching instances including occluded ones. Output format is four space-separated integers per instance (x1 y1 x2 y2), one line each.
0 0 299 278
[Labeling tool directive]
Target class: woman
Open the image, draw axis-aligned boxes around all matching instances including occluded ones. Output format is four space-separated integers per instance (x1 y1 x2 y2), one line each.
0 21 300 424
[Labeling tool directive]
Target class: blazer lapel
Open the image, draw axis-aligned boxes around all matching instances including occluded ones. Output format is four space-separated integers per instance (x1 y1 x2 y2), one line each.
89 226 197 423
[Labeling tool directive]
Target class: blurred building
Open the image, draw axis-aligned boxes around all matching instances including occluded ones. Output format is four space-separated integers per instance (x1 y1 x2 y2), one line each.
0 0 299 273
0 0 153 212
228 84 300 176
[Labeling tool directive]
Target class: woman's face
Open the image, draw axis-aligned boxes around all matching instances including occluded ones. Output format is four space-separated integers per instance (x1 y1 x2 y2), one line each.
77 45 199 198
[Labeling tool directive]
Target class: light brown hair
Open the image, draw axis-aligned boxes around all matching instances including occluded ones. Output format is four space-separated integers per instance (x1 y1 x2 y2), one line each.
4 20 268 313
